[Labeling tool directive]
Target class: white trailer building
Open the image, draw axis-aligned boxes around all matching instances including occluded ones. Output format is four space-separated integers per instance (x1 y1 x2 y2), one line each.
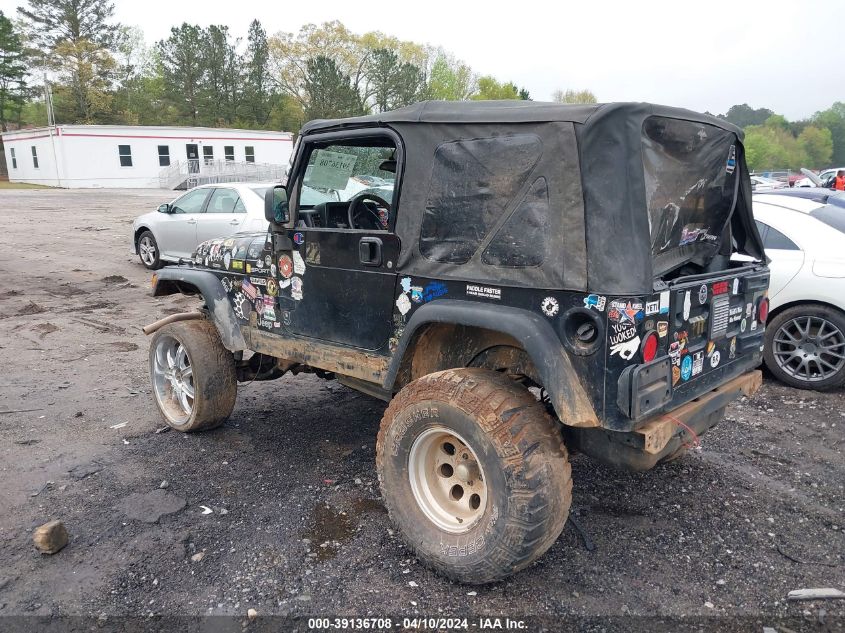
2 124 294 189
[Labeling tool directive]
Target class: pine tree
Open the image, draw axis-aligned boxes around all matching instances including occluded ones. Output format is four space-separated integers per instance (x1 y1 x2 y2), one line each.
0 11 29 130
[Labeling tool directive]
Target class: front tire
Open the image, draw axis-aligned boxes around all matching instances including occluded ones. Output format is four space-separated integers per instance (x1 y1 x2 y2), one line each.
149 319 236 431
138 230 162 270
764 304 845 390
376 368 572 584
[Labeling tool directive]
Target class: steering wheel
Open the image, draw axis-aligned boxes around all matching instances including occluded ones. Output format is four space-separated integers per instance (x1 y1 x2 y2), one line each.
347 193 391 230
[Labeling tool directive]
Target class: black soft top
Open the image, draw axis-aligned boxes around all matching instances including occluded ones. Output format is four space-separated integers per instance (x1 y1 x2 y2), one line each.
299 102 762 294
301 101 741 133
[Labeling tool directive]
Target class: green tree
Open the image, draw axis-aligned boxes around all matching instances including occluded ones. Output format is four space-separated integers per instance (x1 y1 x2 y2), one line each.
367 48 424 112
426 52 475 101
17 0 120 122
813 103 845 165
0 11 29 130
472 76 520 100
797 125 833 168
302 55 363 120
202 25 241 125
743 123 807 171
719 103 774 128
243 19 271 126
552 88 597 104
157 24 205 124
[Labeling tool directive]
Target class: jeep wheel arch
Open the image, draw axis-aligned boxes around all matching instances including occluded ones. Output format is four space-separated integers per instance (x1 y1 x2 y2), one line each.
383 300 599 427
153 268 247 352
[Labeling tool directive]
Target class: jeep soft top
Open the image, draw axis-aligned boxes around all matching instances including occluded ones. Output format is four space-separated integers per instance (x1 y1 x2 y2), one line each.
144 101 769 583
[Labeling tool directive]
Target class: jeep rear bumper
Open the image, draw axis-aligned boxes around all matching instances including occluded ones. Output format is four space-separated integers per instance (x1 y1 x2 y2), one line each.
564 370 762 471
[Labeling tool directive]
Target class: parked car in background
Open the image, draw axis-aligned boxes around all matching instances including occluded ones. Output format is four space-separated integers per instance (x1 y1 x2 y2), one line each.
750 193 845 390
794 167 845 188
757 187 845 208
132 182 333 269
750 175 788 191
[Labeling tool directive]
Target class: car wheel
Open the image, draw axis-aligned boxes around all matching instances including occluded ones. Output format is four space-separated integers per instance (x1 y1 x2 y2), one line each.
764 304 845 391
149 319 236 431
376 368 572 584
138 230 162 270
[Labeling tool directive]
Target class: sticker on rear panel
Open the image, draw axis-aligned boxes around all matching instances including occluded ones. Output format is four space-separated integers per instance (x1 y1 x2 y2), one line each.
680 355 693 381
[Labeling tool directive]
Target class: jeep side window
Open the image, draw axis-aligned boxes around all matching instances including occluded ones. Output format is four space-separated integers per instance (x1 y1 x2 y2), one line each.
295 140 397 230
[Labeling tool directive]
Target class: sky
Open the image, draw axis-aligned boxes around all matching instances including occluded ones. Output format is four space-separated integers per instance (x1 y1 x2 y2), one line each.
5 0 841 120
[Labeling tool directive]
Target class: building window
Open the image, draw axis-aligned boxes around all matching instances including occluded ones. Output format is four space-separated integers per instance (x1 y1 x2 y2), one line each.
118 144 133 167
10 148 16 169
245 146 255 163
224 145 234 161
158 145 170 167
203 146 214 164
31 146 39 169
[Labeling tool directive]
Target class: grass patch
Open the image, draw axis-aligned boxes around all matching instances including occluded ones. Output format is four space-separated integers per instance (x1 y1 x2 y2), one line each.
0 181 55 189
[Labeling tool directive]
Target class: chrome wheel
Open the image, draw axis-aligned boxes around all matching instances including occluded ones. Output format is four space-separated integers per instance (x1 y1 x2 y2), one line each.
408 426 487 534
773 315 845 383
151 334 195 425
139 235 157 266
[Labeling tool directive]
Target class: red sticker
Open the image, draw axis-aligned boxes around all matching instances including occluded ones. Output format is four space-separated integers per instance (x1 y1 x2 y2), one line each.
278 255 293 279
712 281 729 295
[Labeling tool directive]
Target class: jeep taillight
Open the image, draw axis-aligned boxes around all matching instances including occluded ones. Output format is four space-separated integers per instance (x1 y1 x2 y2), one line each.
641 331 659 363
758 297 769 324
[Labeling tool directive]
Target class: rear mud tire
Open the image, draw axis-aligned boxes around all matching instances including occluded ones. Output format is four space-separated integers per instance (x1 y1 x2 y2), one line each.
149 319 236 432
376 368 572 584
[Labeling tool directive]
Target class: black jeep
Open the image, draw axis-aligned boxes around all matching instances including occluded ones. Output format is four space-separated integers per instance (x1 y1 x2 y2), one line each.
145 101 769 584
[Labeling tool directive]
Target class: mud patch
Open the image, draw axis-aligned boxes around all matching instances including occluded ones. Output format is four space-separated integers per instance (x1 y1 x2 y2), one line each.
101 275 128 284
0 289 21 298
118 489 187 524
17 302 45 316
302 503 356 561
107 341 139 352
32 322 60 338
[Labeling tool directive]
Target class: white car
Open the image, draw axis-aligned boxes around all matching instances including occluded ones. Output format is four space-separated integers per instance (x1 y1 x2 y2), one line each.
794 167 845 188
132 182 333 269
750 175 787 191
751 193 845 389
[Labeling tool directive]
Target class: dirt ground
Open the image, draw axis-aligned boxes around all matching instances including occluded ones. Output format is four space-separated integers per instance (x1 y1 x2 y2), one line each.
0 189 843 631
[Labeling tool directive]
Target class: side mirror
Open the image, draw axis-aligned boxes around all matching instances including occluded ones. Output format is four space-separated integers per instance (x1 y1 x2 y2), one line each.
158 203 171 214
265 185 289 224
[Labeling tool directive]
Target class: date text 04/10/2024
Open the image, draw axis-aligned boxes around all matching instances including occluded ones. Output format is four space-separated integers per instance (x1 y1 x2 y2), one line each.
307 617 528 630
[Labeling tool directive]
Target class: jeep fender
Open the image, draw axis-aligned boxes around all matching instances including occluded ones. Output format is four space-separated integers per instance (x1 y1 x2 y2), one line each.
152 267 247 352
383 300 599 427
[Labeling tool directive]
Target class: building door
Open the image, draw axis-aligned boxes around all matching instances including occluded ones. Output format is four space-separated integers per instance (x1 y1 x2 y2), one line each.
186 144 199 173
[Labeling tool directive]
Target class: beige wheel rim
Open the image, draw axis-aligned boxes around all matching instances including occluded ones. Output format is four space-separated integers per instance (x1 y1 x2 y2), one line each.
408 425 487 533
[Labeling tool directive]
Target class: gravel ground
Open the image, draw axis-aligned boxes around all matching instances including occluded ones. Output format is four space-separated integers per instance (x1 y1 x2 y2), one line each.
0 189 843 631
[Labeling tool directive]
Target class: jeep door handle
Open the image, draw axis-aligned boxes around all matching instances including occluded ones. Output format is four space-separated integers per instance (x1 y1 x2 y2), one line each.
359 237 382 267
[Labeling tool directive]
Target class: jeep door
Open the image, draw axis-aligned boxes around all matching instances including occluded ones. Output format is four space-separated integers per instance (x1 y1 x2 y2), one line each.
278 132 401 351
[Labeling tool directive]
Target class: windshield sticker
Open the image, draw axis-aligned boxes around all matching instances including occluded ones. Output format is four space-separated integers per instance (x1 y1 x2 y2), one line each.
583 294 606 311
726 144 736 175
466 284 502 300
541 297 559 317
305 149 358 191
680 355 693 381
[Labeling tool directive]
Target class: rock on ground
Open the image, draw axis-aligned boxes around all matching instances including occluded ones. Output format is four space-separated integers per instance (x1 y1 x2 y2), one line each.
33 520 69 554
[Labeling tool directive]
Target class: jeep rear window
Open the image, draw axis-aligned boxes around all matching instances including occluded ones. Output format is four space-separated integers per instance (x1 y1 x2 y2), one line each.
643 116 739 276
420 134 542 264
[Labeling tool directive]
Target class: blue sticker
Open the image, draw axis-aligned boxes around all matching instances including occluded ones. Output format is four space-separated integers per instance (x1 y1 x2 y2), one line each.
293 232 304 245
583 294 606 311
410 287 424 303
680 355 693 381
400 277 412 293
422 281 448 302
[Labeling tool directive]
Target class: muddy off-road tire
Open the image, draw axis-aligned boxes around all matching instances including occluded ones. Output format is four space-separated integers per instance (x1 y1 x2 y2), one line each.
149 319 236 432
376 368 572 584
